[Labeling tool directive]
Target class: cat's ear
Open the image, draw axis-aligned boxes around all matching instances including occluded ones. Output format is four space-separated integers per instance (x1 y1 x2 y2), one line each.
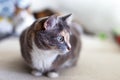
44 15 58 30
61 14 72 25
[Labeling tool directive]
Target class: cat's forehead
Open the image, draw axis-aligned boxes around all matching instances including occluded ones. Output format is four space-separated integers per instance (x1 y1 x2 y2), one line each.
60 30 70 38
45 28 70 37
60 30 69 35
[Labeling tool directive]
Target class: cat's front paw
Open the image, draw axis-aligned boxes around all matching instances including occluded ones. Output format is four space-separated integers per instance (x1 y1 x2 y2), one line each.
47 72 59 78
31 70 42 77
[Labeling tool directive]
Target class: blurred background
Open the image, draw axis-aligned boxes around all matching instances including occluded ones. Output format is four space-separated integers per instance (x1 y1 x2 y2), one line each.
0 0 120 80
1 0 120 41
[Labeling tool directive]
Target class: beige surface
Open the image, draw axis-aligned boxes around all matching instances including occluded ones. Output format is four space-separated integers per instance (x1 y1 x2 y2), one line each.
0 36 120 80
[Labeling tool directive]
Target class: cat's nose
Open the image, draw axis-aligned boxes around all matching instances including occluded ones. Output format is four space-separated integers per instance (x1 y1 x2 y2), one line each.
67 46 71 50
67 45 71 51
65 43 71 51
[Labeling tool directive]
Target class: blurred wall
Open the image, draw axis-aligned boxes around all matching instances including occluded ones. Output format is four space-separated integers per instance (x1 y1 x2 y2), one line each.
30 0 120 37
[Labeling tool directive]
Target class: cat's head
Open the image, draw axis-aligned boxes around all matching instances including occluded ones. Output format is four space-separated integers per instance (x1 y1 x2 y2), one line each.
33 14 72 54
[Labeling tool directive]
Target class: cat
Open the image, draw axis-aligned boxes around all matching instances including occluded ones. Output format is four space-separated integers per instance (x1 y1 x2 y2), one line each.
20 14 81 78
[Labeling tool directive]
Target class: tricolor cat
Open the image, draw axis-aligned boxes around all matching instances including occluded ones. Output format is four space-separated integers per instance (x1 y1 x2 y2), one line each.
20 14 81 78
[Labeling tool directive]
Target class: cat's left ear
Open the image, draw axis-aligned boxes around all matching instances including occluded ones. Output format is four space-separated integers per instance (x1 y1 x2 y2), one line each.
44 15 58 30
61 14 72 25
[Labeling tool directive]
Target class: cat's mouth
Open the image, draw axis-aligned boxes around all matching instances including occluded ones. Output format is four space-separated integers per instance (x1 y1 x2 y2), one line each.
63 49 70 53
51 45 71 55
58 48 71 55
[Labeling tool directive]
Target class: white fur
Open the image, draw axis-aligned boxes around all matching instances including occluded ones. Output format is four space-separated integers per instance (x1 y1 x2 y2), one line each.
31 70 42 76
47 72 59 78
31 42 59 72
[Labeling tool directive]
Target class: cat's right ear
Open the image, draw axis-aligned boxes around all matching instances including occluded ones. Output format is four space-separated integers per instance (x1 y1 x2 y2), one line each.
44 15 58 30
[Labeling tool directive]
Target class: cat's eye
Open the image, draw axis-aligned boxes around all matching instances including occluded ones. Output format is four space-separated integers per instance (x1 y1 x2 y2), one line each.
57 36 64 42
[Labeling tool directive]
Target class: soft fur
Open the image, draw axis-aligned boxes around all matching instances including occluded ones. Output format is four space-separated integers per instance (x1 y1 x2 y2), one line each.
20 14 81 78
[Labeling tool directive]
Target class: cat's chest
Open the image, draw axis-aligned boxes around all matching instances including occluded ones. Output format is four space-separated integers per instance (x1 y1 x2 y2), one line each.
30 43 59 71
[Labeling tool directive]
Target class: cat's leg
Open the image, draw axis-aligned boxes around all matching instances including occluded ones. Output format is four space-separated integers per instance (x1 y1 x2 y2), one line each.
70 58 79 67
46 70 59 78
31 69 42 77
61 58 78 68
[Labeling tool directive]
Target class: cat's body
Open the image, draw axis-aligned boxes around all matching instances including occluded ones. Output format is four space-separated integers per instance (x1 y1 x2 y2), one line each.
20 14 81 78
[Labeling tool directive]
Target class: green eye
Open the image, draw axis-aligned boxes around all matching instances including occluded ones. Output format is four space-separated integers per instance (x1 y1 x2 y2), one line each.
57 36 64 42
